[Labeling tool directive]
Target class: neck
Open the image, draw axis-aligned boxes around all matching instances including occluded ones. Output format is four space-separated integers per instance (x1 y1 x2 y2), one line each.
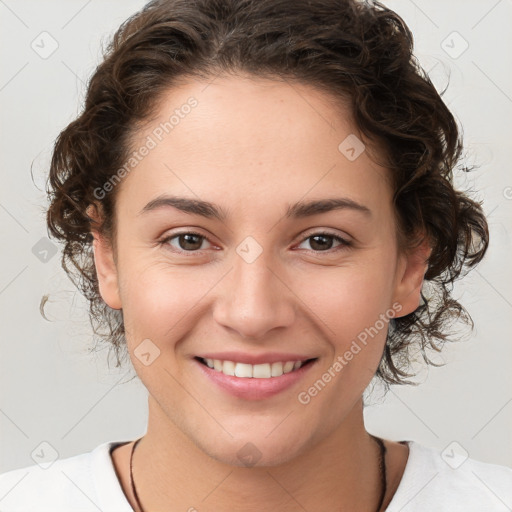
131 397 386 511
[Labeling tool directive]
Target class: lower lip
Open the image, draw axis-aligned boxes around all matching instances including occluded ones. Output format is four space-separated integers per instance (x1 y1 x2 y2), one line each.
194 358 317 400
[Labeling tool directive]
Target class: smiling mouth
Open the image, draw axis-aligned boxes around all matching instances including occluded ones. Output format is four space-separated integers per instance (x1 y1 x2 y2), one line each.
195 356 317 378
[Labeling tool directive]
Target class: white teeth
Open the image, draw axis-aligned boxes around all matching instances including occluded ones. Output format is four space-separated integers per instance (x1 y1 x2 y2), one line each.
222 360 236 376
253 363 271 378
234 363 253 378
283 361 295 373
271 362 283 376
201 358 308 378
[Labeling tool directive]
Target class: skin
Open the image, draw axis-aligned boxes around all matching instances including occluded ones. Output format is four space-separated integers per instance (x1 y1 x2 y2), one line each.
90 75 430 511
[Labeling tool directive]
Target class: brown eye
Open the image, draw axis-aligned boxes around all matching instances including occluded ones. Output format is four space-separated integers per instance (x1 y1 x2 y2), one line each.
298 232 351 253
161 232 211 252
177 233 204 251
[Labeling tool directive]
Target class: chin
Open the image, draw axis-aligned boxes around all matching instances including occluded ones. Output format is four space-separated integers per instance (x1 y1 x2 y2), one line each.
196 432 311 468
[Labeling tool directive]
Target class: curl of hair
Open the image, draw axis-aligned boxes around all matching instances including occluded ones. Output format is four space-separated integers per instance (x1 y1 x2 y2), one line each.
43 0 489 386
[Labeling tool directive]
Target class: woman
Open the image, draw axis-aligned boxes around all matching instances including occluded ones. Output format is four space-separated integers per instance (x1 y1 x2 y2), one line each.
0 0 510 510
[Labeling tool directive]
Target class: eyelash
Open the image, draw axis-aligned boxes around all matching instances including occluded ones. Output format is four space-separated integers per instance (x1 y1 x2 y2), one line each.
159 230 352 256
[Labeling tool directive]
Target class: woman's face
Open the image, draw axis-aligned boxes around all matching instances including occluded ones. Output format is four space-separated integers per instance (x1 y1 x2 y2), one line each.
92 75 428 466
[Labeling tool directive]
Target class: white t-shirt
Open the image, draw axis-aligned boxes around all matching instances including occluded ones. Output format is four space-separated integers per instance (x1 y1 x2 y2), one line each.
0 439 511 511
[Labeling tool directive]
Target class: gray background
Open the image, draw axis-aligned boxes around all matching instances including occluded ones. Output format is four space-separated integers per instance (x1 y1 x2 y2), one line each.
1 0 511 476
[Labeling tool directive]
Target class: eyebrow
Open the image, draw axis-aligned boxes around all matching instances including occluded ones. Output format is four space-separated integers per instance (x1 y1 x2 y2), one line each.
138 194 372 220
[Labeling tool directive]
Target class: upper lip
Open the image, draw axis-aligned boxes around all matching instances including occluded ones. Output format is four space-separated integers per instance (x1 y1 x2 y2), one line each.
195 352 317 365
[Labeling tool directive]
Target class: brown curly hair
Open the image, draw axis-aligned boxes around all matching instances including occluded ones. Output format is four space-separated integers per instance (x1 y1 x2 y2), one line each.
43 0 489 386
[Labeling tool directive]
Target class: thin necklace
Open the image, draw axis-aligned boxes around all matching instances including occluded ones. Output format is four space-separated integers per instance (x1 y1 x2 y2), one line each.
129 434 387 512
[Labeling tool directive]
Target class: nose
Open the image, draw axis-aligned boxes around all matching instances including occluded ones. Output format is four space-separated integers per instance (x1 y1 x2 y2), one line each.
212 250 296 340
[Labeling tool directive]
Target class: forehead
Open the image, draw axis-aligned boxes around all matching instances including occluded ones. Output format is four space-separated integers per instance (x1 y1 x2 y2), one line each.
117 75 391 218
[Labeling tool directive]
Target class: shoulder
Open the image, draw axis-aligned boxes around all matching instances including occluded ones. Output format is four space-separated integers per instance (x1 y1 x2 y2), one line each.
0 440 133 512
387 440 512 512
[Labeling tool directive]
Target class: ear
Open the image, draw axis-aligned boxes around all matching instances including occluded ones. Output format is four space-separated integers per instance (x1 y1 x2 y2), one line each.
392 236 432 317
86 204 122 310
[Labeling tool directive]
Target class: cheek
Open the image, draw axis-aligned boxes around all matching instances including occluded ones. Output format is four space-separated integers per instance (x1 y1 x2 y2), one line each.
119 261 209 345
294 256 396 356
